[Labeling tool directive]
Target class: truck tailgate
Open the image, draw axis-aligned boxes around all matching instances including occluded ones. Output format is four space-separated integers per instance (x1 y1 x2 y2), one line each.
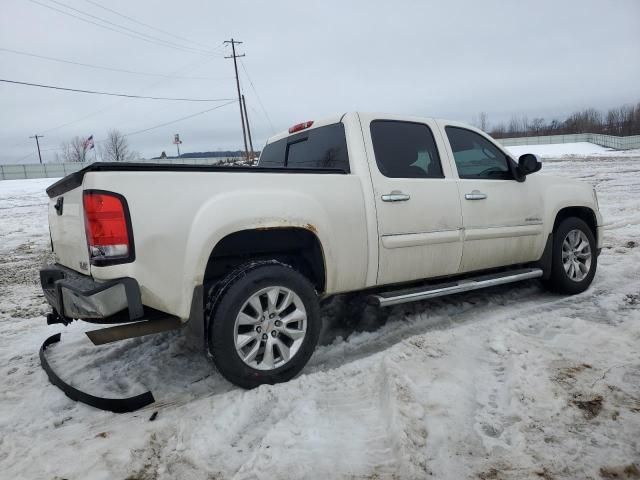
48 185 91 275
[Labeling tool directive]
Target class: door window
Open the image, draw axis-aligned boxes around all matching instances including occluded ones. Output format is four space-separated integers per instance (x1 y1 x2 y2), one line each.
370 120 444 179
445 126 512 180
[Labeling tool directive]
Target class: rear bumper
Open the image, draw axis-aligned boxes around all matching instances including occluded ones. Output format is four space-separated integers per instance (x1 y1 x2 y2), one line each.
40 264 143 323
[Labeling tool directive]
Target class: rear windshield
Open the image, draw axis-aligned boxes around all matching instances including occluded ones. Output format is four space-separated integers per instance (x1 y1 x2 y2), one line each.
258 123 350 172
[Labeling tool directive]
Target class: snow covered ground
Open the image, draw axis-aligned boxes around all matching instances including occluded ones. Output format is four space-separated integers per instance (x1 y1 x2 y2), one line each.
1 154 639 479
504 142 613 157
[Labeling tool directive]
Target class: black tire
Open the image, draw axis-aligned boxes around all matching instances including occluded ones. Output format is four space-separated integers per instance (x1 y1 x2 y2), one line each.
543 217 597 294
206 260 321 389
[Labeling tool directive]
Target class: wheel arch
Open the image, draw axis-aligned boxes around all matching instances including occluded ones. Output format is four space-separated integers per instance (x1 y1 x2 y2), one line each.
536 205 599 279
553 206 598 238
184 227 327 353
203 226 327 294
542 207 599 294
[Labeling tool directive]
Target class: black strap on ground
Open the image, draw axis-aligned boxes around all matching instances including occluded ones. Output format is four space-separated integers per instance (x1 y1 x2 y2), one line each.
39 333 155 413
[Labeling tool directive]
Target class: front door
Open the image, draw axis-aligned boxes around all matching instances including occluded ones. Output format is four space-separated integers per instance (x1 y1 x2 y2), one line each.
440 124 545 273
359 114 464 285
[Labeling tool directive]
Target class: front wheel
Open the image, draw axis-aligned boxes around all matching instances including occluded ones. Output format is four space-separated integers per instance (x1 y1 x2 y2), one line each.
206 261 321 389
543 217 597 295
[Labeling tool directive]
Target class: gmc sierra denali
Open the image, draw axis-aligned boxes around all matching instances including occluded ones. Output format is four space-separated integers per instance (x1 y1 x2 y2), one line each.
40 112 602 389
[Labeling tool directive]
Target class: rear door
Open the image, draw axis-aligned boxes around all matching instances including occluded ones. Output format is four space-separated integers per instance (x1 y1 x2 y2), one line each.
48 185 91 274
359 113 464 285
440 123 545 273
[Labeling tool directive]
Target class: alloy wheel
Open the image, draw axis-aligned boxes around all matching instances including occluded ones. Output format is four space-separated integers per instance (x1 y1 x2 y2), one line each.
233 286 307 370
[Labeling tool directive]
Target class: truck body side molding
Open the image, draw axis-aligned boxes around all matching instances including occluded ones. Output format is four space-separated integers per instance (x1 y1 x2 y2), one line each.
39 333 155 413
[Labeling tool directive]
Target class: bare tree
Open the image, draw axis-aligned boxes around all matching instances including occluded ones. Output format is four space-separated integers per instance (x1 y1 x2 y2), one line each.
472 112 489 132
491 100 640 139
508 116 523 136
101 129 137 162
490 122 506 138
478 112 489 132
59 136 90 162
530 118 546 135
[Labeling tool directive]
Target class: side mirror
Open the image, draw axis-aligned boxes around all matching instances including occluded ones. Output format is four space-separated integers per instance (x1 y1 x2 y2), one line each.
518 153 542 177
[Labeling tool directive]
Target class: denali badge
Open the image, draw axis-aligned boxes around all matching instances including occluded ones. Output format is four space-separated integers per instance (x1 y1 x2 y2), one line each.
79 261 88 271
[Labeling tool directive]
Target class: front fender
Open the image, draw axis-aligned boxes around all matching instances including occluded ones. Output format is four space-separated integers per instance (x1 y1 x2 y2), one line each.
540 178 602 239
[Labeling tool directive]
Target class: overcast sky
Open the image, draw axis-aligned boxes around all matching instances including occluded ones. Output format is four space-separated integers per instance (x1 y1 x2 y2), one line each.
1 0 639 163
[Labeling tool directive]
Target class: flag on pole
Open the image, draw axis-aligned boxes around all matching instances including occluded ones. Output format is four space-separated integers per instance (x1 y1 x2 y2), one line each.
84 135 95 150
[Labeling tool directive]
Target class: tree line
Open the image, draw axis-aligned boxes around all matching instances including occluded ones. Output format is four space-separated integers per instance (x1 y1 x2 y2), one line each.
473 101 640 139
56 130 139 163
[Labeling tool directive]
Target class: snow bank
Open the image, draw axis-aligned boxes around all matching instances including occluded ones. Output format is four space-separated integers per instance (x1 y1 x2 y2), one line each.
505 142 612 157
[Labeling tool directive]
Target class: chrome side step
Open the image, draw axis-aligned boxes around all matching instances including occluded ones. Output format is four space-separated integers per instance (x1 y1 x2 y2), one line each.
86 316 182 345
369 268 543 307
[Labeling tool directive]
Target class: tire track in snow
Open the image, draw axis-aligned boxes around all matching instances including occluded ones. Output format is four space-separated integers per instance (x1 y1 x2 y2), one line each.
226 356 429 479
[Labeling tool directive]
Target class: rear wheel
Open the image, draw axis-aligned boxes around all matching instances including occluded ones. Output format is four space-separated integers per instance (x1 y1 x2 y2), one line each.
206 261 321 389
543 217 597 294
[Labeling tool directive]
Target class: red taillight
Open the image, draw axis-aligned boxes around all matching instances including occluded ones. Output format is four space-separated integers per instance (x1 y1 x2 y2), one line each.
83 191 133 264
288 121 314 134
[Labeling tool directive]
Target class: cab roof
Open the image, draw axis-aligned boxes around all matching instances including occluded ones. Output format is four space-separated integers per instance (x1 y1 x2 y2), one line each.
264 112 470 145
265 113 347 144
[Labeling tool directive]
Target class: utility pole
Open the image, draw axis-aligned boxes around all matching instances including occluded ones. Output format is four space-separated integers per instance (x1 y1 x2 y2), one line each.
224 38 249 160
29 134 44 164
241 95 255 160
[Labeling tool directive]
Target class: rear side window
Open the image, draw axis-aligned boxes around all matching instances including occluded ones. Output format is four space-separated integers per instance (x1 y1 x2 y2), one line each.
370 120 444 178
445 126 512 180
259 123 349 171
258 140 286 167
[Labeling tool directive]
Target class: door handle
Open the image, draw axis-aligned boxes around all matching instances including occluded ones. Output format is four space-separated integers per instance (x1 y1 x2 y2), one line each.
465 190 487 200
381 191 410 202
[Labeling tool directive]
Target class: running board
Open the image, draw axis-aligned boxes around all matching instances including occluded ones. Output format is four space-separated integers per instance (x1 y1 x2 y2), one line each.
369 268 543 307
86 316 183 345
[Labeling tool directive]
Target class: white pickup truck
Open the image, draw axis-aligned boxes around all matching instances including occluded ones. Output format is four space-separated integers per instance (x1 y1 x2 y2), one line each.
41 112 602 389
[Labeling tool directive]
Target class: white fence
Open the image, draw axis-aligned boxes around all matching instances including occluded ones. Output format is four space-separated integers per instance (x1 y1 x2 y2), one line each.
2 134 639 181
0 162 84 180
497 133 640 150
0 157 241 181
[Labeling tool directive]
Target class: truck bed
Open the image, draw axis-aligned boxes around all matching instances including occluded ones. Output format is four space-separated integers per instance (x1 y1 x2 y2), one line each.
45 162 368 319
46 162 348 198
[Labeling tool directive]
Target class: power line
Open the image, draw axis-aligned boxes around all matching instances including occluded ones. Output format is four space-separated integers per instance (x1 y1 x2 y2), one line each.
10 140 69 163
14 151 38 162
28 0 219 56
124 100 237 137
43 0 218 56
81 0 222 53
240 59 276 134
3 54 220 150
37 56 221 132
0 48 231 81
27 0 198 56
9 101 236 162
0 78 234 102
